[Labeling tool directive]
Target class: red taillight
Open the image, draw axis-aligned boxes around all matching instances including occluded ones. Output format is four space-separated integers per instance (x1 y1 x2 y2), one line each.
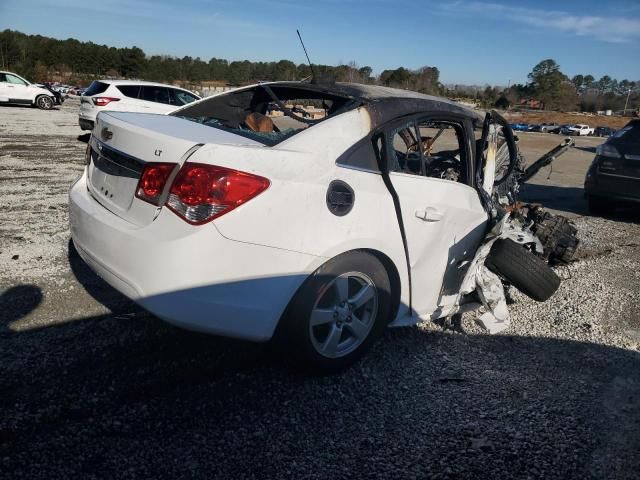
166 163 270 225
135 163 177 205
92 97 121 107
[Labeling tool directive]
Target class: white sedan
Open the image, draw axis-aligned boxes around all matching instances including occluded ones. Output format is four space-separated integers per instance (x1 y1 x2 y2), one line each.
69 82 559 371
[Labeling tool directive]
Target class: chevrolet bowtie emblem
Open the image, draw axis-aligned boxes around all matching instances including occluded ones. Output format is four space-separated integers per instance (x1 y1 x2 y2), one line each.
101 127 113 141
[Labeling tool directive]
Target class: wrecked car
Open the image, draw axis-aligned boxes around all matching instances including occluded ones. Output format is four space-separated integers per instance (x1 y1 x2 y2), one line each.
585 119 640 213
68 82 578 372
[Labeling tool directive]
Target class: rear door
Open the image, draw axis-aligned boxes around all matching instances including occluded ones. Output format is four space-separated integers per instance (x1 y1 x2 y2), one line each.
139 86 176 113
384 115 487 318
3 73 31 102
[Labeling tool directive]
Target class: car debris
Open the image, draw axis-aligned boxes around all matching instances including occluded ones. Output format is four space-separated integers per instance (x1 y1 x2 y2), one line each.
448 125 579 333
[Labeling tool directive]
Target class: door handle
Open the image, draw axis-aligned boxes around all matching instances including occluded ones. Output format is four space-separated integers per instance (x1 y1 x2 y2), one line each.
415 207 443 222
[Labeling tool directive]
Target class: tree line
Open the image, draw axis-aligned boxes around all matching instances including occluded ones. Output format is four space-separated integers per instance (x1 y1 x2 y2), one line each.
1 30 636 113
0 29 442 94
467 59 638 113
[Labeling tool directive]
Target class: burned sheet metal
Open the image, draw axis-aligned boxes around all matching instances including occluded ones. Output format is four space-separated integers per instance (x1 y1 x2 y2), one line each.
453 136 580 333
453 215 515 333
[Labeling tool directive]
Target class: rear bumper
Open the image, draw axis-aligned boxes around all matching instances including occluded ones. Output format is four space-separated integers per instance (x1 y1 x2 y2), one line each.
69 172 322 341
79 118 94 131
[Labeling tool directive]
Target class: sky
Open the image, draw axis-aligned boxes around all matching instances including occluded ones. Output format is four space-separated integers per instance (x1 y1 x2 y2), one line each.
1 0 639 85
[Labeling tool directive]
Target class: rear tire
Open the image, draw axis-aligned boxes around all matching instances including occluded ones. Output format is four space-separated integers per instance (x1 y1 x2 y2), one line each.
282 251 391 373
485 239 560 302
36 95 54 110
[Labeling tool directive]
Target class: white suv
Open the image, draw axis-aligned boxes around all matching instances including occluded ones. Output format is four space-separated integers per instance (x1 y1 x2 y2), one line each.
79 80 200 131
0 71 58 110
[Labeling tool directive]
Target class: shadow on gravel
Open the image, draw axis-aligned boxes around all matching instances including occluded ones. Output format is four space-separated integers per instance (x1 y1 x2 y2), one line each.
519 183 588 215
4 242 634 478
592 207 640 224
68 239 138 314
0 284 42 328
1 312 639 479
0 104 60 111
519 183 640 222
574 145 596 153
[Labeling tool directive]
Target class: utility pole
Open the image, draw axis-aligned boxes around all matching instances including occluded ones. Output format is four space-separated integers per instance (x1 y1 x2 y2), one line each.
623 88 631 115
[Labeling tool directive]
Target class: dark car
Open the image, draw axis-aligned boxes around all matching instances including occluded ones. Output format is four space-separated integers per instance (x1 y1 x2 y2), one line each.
584 119 640 213
593 126 615 137
510 123 529 131
550 124 571 134
37 83 64 105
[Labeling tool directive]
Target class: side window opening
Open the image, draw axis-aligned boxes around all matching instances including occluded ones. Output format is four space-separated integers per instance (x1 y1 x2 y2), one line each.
389 121 423 175
171 89 199 106
140 86 171 105
417 119 467 184
387 118 469 185
6 74 28 86
116 85 141 99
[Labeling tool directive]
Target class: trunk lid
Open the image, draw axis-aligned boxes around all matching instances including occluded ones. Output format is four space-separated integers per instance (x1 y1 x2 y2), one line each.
87 112 263 226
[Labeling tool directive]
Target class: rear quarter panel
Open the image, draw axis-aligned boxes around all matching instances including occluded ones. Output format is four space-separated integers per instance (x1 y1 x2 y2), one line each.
186 107 411 317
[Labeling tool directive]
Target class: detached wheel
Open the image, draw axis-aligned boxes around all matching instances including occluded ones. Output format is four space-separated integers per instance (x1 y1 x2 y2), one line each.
36 95 54 110
283 251 391 373
485 239 560 302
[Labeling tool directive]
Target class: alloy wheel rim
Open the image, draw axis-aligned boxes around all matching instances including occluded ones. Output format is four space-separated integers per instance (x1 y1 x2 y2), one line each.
39 97 52 109
309 271 378 359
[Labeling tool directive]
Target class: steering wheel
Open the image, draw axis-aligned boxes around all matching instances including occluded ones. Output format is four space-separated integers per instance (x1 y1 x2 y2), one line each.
407 136 435 156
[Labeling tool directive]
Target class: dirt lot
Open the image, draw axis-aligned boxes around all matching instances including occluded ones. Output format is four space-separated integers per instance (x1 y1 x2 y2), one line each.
504 110 634 130
1 98 640 479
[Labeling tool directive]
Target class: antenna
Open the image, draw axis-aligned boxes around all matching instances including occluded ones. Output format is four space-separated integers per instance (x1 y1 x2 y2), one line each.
296 29 316 80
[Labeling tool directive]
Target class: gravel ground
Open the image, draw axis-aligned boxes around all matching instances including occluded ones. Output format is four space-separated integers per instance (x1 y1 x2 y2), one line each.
1 99 639 479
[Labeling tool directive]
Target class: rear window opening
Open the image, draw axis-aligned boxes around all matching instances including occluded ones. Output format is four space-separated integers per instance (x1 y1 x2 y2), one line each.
172 84 362 146
84 81 110 96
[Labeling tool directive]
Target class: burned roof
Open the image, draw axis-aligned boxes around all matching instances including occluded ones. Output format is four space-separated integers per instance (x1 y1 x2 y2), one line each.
266 81 484 127
172 80 485 146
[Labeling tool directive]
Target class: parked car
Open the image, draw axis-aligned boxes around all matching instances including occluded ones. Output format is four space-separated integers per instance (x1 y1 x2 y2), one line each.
584 119 640 213
537 123 560 133
70 82 567 371
0 71 58 110
593 126 615 137
554 124 574 134
565 124 594 136
510 123 530 131
35 83 64 105
78 80 200 131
